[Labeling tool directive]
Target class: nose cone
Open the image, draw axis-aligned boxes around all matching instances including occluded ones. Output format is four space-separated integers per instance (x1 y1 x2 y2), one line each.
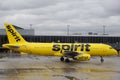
112 49 118 55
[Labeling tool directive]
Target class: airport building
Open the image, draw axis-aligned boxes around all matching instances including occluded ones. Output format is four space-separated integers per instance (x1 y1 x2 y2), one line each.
0 25 120 52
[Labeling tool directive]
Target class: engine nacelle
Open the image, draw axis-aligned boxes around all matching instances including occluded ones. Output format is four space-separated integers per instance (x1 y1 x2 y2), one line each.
74 53 91 61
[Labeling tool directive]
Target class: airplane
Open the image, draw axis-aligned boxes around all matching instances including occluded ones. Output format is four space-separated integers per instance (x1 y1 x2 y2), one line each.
2 23 117 63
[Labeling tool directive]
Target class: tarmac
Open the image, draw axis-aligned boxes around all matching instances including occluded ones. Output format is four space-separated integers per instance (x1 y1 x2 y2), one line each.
0 54 120 80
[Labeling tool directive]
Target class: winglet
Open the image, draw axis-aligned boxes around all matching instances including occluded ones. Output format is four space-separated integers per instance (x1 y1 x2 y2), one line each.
4 23 27 44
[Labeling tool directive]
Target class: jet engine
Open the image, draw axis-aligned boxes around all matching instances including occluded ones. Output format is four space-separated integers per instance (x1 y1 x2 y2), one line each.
74 53 90 61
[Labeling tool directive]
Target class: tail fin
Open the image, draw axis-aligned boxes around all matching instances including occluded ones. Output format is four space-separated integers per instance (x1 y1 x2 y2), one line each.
4 23 27 44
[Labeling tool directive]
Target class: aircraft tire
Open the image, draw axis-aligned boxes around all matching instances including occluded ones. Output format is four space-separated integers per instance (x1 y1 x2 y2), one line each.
100 57 104 63
65 58 70 62
60 57 64 61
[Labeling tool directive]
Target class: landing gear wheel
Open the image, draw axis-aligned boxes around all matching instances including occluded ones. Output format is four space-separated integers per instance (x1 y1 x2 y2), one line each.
60 57 64 61
100 56 104 63
65 58 70 62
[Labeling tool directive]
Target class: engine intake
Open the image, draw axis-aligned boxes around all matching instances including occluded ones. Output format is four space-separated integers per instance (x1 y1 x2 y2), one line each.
74 53 90 61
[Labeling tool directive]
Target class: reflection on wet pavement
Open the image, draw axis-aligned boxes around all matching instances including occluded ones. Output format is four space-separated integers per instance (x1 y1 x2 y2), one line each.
0 56 120 80
0 68 119 80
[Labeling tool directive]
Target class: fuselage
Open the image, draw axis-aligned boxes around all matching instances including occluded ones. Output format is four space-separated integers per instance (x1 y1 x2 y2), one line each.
3 42 117 57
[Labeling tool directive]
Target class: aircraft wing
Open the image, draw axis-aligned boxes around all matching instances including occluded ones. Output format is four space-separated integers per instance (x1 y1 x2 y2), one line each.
62 51 79 57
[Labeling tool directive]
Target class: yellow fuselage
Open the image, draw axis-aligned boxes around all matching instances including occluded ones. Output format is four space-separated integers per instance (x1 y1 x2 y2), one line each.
4 43 117 57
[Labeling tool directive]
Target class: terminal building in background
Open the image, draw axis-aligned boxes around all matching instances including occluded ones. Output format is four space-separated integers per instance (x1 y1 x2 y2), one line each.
0 25 120 52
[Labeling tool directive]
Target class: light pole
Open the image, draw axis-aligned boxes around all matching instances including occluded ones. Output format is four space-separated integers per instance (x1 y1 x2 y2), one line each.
30 24 33 29
103 25 106 35
67 25 70 36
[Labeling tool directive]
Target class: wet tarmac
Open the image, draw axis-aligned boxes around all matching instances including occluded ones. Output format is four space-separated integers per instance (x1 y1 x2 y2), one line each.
0 55 120 80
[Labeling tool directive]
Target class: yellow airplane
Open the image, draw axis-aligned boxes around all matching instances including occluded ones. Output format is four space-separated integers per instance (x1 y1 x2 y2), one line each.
2 23 117 62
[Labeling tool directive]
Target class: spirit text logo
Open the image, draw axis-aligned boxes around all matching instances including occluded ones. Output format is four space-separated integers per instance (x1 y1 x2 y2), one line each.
7 25 21 42
52 44 91 52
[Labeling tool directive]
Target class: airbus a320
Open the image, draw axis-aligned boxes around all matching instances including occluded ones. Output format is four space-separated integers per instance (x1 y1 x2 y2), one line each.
2 23 117 63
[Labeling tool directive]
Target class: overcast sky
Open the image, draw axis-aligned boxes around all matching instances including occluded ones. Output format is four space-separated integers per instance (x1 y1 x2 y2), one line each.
0 0 120 36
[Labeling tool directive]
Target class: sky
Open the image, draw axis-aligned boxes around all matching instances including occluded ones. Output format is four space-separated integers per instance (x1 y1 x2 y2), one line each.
0 0 120 36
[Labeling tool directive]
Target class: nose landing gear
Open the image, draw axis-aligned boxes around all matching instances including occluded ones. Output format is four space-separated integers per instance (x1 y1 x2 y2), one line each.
60 57 64 61
100 56 104 63
65 58 70 62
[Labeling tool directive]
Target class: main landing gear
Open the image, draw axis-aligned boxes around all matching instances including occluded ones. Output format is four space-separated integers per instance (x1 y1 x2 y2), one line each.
100 56 104 63
60 57 70 62
60 57 64 61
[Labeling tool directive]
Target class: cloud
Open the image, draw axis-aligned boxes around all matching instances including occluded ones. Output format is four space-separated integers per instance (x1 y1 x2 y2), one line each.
0 0 120 36
0 0 59 10
101 0 120 15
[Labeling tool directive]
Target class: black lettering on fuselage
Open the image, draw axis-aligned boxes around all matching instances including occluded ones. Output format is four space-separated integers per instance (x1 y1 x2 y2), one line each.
52 44 60 51
71 44 74 51
7 25 21 42
85 44 91 51
81 44 84 51
52 43 91 52
62 45 70 51
74 45 80 51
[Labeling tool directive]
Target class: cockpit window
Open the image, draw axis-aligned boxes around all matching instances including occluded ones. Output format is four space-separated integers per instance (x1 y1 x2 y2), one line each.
109 47 113 49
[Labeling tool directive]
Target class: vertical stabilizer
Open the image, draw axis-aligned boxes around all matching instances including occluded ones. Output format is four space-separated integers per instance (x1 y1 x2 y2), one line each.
4 23 27 44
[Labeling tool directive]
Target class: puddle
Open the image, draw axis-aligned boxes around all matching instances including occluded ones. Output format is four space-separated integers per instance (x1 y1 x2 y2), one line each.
0 69 17 75
0 67 119 80
48 67 120 73
0 67 119 74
